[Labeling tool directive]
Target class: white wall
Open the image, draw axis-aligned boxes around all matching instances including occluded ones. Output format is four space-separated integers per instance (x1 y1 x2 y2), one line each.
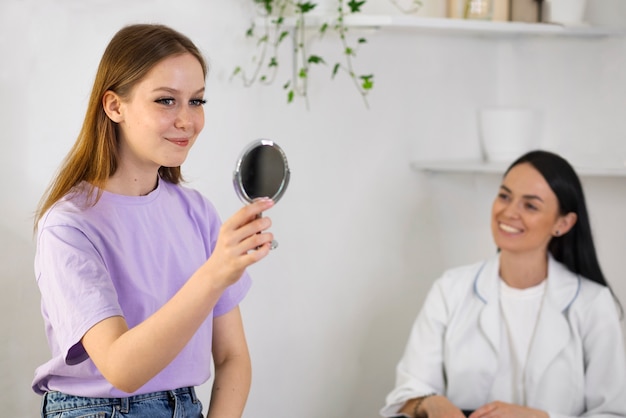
2 0 626 417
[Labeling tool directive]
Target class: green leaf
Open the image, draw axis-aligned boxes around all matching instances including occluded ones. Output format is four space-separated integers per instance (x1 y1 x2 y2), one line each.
347 0 366 13
319 22 329 35
245 26 254 37
360 75 374 90
260 75 267 82
332 63 340 78
232 66 241 76
283 80 291 89
344 47 354 56
278 30 290 43
298 68 307 78
287 90 295 103
269 57 278 67
357 37 367 44
296 1 316 14
258 35 269 46
254 0 273 14
307 55 325 64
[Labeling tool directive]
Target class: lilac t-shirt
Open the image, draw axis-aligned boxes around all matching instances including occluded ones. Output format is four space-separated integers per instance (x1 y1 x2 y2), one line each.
32 179 252 397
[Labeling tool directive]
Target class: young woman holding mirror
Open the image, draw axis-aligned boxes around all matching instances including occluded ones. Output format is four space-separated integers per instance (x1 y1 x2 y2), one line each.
381 150 626 418
32 24 274 417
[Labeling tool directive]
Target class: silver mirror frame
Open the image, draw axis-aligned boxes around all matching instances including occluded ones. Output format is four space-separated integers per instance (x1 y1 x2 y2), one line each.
233 139 291 204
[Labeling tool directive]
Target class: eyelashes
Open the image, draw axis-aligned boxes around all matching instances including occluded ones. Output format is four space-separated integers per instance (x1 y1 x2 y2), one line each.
154 97 206 106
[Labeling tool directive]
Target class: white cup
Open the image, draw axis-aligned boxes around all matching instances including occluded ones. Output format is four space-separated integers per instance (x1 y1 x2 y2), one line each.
478 107 542 163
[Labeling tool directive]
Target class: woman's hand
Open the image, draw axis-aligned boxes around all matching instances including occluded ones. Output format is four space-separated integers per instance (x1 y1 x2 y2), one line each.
203 198 275 289
469 402 548 418
401 395 466 418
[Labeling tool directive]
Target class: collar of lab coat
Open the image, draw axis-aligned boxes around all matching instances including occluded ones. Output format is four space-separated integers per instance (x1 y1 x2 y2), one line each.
473 254 581 386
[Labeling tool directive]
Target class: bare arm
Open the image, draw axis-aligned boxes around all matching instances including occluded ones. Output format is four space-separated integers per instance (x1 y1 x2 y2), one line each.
400 395 465 418
81 198 273 393
206 306 251 418
469 402 548 418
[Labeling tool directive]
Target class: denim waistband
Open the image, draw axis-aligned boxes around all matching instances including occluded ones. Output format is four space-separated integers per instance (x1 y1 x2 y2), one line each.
42 386 198 414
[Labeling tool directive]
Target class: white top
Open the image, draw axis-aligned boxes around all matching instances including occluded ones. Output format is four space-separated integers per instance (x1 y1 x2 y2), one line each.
499 278 546 405
381 255 626 418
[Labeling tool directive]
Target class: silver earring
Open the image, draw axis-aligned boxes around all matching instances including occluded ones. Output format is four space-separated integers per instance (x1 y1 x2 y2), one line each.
555 230 560 236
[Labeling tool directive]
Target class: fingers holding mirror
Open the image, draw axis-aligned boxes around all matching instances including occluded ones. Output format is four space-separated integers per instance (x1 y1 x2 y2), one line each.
233 139 290 250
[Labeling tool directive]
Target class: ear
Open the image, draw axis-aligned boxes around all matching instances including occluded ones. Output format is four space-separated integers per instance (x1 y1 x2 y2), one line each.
554 212 577 237
102 90 124 123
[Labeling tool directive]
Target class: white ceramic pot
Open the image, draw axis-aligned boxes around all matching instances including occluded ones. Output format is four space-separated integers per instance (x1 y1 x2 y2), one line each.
544 0 587 25
478 107 543 163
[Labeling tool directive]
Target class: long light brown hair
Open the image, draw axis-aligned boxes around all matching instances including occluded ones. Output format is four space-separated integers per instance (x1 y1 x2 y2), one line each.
34 24 208 230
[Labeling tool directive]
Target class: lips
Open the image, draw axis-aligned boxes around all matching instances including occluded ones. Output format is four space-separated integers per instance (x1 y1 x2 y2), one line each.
167 138 190 147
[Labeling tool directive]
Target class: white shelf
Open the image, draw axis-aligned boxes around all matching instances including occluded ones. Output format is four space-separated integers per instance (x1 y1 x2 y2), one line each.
411 160 626 177
278 14 625 38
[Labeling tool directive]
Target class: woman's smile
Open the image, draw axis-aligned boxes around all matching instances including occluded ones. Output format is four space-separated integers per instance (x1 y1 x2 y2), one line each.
166 137 191 147
498 222 522 234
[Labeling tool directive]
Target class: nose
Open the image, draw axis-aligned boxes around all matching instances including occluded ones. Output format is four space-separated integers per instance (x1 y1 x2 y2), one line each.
174 106 193 130
502 200 520 218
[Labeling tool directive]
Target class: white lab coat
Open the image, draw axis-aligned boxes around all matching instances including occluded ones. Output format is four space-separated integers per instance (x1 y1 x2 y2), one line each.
381 255 626 418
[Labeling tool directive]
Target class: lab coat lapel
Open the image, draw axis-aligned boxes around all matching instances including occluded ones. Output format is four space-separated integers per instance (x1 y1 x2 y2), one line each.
525 256 580 397
475 256 501 354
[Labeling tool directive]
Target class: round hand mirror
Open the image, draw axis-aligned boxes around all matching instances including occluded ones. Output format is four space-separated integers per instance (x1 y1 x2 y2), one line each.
233 139 290 248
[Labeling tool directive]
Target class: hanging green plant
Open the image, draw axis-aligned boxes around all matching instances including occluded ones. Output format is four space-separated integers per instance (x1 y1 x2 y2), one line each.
231 0 375 109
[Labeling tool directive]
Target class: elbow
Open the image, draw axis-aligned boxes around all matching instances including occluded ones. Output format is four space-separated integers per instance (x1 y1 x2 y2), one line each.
109 378 144 395
102 367 147 394
111 380 143 395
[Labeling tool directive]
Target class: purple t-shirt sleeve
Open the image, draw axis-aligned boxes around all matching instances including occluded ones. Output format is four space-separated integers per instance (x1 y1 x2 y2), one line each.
36 224 124 365
214 271 252 317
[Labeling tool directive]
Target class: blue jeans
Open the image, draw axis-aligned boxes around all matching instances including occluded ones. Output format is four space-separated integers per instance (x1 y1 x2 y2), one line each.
41 386 203 418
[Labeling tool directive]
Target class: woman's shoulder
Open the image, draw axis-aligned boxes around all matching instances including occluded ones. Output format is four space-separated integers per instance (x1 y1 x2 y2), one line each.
576 276 614 309
550 259 609 302
38 188 95 230
434 258 494 291
440 258 492 281
549 261 618 317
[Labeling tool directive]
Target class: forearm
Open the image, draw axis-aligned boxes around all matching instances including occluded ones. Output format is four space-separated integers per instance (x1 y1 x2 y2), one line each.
84 266 228 393
399 394 436 418
399 395 467 418
207 354 252 418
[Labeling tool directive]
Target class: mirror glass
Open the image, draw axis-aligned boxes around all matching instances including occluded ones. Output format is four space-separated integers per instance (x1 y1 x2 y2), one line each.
233 139 290 204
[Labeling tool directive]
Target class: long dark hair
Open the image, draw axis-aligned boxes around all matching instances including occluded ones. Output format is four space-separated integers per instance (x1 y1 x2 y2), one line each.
506 150 622 316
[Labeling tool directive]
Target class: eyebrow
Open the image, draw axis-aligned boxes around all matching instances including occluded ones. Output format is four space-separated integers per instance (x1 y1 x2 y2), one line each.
500 185 544 202
152 87 205 95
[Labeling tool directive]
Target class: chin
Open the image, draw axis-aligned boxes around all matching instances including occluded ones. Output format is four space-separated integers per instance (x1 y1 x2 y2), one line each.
161 157 188 168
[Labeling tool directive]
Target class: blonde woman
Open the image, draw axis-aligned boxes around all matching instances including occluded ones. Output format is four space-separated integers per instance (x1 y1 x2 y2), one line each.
33 24 273 417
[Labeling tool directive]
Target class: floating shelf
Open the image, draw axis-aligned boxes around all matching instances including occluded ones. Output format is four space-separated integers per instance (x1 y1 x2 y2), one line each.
411 160 626 177
277 14 625 38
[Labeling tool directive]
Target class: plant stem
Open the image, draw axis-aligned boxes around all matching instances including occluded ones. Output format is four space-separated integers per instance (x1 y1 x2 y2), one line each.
336 0 370 108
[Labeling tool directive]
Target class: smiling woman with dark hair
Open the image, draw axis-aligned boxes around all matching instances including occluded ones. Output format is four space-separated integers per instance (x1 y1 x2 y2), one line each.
381 150 626 418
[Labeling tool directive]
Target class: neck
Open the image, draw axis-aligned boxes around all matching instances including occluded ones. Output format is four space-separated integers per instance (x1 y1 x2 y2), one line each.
105 166 160 196
499 250 549 289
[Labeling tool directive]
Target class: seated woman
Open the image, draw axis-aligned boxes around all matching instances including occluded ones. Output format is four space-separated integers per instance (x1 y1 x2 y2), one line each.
381 150 626 418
